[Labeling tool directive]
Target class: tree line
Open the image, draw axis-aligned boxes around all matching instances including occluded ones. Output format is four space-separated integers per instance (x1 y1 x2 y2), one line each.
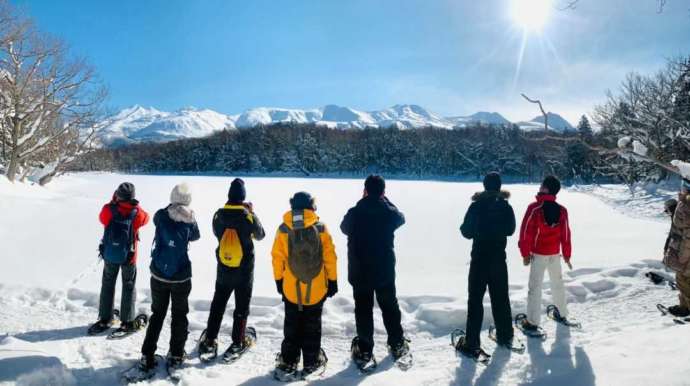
71 121 611 184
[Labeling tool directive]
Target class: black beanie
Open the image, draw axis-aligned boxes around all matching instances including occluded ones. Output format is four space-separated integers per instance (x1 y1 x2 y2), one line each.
290 191 315 210
483 172 502 192
115 182 135 201
542 175 561 195
228 178 246 203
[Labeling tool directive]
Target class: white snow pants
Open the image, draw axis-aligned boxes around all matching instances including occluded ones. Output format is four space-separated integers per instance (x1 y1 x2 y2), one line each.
527 253 568 326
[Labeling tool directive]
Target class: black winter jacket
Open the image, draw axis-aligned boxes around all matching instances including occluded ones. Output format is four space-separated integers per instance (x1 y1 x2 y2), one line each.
212 204 266 273
341 196 405 289
460 190 516 260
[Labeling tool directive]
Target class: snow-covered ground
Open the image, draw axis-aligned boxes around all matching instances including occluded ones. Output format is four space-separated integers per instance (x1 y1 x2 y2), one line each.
1 174 688 386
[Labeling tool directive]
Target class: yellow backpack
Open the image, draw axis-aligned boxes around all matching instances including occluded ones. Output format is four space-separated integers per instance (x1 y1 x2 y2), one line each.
218 205 251 268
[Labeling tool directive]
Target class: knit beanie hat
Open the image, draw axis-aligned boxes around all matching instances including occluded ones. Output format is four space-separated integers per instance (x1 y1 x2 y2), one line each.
228 178 246 204
170 183 192 206
483 172 502 192
542 176 561 195
115 182 135 201
290 192 315 210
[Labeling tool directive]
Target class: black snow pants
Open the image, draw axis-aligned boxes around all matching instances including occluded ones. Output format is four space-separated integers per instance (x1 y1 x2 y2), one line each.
353 282 404 353
98 261 137 323
141 276 192 358
205 264 253 345
465 256 513 349
281 300 324 367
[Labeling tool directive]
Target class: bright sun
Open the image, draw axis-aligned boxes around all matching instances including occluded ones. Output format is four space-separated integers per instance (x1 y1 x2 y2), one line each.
510 0 552 32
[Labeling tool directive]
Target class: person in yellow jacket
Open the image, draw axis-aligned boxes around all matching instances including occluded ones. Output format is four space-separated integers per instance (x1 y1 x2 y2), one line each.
271 191 338 380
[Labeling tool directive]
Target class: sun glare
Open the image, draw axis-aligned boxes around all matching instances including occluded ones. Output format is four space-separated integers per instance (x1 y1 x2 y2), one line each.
510 0 552 32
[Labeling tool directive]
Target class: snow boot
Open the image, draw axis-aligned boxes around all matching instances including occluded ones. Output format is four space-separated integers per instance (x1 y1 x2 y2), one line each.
272 354 299 382
108 314 148 340
166 353 186 382
222 327 256 363
87 319 112 335
389 337 413 370
351 337 377 374
121 354 158 383
454 334 490 365
301 348 328 380
198 329 219 362
668 305 690 317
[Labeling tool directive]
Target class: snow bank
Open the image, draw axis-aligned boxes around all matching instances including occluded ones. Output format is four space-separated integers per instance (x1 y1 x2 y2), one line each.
671 160 690 180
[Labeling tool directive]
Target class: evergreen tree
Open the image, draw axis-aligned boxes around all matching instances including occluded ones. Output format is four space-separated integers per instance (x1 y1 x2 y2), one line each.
577 115 593 142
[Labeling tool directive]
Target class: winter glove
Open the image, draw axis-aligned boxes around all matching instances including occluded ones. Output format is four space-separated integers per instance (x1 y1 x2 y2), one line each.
275 280 283 295
523 256 531 266
98 243 104 260
327 280 338 298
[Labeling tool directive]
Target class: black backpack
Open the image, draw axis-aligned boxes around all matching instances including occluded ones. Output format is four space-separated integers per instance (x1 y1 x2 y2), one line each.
102 204 138 264
285 210 323 309
151 209 191 279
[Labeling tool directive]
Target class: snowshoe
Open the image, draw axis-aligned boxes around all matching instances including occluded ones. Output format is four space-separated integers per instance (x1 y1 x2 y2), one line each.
488 326 525 354
166 353 187 383
272 354 300 382
301 348 328 380
222 327 257 364
450 329 491 365
107 314 148 340
546 305 582 328
121 354 162 384
351 337 377 374
197 329 218 363
389 337 413 371
645 271 677 290
657 304 690 324
514 314 547 339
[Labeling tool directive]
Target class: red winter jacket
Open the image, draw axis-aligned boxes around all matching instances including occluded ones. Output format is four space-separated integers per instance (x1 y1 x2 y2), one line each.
99 197 150 264
518 194 572 262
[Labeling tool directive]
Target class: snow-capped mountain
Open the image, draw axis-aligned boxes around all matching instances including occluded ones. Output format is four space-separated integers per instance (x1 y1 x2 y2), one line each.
447 111 511 126
98 104 575 146
98 105 235 147
518 112 575 132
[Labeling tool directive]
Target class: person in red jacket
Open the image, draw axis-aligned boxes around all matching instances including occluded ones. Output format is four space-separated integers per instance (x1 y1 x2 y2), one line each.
518 176 572 330
88 182 150 336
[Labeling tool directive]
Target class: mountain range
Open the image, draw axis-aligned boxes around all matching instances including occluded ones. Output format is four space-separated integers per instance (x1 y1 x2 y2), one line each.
97 104 575 146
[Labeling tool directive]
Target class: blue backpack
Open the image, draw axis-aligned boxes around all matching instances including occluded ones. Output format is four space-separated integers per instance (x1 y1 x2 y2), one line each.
102 204 138 264
151 210 191 279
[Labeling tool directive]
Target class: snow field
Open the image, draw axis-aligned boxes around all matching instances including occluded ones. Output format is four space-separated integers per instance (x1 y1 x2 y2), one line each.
0 173 685 385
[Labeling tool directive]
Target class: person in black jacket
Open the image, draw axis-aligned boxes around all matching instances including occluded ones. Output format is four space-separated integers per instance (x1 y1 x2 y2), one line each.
140 183 200 372
457 172 516 356
198 178 265 360
340 175 408 363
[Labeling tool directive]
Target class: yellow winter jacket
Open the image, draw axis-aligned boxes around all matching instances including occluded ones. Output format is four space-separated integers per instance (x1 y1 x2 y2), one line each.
271 209 337 306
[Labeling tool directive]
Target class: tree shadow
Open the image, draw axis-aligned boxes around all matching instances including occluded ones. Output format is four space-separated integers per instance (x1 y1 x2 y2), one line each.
14 325 90 343
520 325 596 386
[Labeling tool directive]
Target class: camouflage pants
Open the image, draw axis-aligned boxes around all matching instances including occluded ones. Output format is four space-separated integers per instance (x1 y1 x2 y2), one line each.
677 272 690 309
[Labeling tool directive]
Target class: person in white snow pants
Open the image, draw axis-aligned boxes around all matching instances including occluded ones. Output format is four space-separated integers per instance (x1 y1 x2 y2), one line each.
518 176 572 328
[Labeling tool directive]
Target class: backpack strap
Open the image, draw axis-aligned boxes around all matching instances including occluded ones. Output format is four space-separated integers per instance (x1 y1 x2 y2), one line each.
314 222 325 233
127 208 138 253
279 223 290 233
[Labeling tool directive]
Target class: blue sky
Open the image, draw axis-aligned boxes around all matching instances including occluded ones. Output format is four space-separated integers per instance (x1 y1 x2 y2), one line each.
12 0 690 123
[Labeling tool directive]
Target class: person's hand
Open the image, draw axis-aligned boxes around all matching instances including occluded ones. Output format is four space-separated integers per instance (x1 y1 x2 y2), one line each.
275 279 283 295
523 256 531 266
327 280 338 298
243 202 254 213
566 261 573 270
